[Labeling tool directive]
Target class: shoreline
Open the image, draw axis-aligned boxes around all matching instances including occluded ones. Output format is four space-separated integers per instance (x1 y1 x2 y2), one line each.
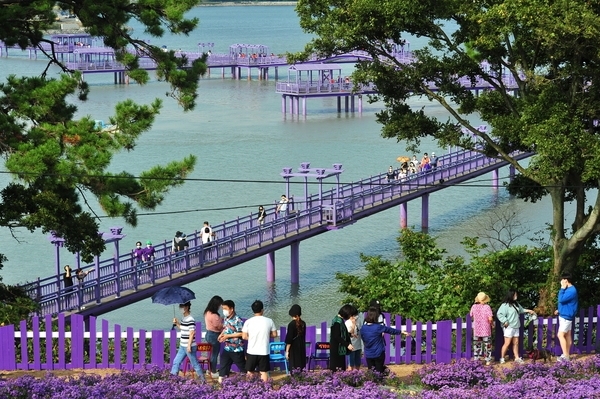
199 1 297 5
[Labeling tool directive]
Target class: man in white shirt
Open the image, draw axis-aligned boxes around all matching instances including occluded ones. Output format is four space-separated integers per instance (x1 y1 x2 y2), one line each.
275 195 288 217
201 221 214 245
242 299 277 381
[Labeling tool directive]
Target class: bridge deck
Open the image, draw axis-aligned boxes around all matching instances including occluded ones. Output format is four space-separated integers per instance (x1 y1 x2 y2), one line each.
22 147 532 318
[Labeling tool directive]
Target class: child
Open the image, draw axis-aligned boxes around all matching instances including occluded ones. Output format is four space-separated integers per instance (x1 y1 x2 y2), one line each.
470 292 493 365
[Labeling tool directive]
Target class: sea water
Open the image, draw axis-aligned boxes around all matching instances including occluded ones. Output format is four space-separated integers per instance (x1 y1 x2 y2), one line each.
0 5 555 329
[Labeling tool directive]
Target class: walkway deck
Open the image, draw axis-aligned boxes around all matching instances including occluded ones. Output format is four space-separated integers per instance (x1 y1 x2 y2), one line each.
21 146 532 318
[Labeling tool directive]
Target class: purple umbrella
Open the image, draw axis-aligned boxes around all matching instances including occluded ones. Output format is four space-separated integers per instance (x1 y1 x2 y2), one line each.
151 286 196 329
151 286 196 305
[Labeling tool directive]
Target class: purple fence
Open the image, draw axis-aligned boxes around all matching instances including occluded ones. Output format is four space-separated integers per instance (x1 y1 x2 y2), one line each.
1 306 598 371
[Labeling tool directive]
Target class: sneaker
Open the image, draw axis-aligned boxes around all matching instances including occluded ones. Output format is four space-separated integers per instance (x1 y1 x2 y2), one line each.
473 356 480 361
499 358 505 364
515 357 525 364
211 372 219 379
557 355 570 362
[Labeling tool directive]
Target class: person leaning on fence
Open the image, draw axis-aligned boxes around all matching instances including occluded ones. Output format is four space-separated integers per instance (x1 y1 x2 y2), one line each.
170 301 207 382
361 306 409 376
496 289 536 364
470 292 494 365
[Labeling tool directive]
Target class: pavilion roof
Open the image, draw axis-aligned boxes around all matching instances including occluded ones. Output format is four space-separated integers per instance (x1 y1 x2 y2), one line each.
288 63 342 71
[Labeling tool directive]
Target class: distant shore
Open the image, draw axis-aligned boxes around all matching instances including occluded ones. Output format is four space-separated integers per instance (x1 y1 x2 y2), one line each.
200 1 297 5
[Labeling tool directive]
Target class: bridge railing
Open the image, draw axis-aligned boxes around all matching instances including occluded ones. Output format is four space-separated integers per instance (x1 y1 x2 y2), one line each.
24 200 325 315
22 145 522 316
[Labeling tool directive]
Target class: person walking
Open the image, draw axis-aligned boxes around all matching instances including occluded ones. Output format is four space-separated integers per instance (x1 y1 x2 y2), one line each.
329 304 355 371
430 152 439 170
242 300 277 381
345 305 363 370
143 240 155 262
285 304 307 371
217 299 246 383
170 301 206 382
201 222 214 245
275 195 288 218
133 242 144 265
496 289 536 364
386 166 397 183
204 295 224 379
63 265 74 292
361 306 408 375
555 273 578 362
257 206 267 225
470 292 494 365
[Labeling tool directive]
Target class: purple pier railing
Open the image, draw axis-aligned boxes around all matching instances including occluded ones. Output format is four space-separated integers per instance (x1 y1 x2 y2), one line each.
19 146 532 317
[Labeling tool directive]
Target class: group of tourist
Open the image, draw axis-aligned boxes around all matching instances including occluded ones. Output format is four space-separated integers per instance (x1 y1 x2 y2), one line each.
470 274 579 365
387 152 440 182
170 295 413 384
171 296 278 383
169 275 578 385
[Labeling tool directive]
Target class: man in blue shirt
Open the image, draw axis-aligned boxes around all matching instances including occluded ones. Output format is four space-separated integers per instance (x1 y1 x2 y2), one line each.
555 273 578 361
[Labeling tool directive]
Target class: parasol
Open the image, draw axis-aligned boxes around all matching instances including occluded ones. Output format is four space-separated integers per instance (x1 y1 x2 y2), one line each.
396 156 410 163
151 286 196 305
151 286 196 329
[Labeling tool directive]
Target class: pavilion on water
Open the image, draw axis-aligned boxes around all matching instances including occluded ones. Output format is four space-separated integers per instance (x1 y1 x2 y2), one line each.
275 63 377 116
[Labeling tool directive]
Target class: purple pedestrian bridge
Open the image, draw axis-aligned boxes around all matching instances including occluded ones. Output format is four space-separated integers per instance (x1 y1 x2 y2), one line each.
20 142 532 319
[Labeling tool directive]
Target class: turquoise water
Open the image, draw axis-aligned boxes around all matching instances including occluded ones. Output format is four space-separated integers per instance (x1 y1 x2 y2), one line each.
0 6 554 330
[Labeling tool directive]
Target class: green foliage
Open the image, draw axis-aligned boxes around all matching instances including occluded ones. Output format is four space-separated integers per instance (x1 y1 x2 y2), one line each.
336 229 551 321
0 1 204 320
0 1 202 266
295 0 600 286
0 283 39 326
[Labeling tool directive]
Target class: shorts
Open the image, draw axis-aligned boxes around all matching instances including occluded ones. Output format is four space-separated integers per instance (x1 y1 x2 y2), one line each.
503 326 520 338
245 354 270 372
558 317 573 333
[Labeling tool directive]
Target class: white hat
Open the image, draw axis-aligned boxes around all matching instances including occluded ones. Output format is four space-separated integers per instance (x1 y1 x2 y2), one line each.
432 152 435 156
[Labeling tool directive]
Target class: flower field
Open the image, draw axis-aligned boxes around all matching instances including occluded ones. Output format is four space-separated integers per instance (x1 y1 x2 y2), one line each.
1 356 600 398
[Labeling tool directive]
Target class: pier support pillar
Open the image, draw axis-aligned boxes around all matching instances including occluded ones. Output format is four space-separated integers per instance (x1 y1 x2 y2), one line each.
358 95 363 113
509 165 515 182
247 67 251 81
290 241 300 284
302 97 307 116
337 97 341 112
421 194 429 229
266 252 275 283
492 169 499 189
282 95 287 114
345 96 349 112
400 202 408 229
275 67 278 80
351 95 355 112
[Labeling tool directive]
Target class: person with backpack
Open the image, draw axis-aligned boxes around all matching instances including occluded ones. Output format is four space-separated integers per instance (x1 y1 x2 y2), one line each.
201 221 215 261
496 289 536 364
